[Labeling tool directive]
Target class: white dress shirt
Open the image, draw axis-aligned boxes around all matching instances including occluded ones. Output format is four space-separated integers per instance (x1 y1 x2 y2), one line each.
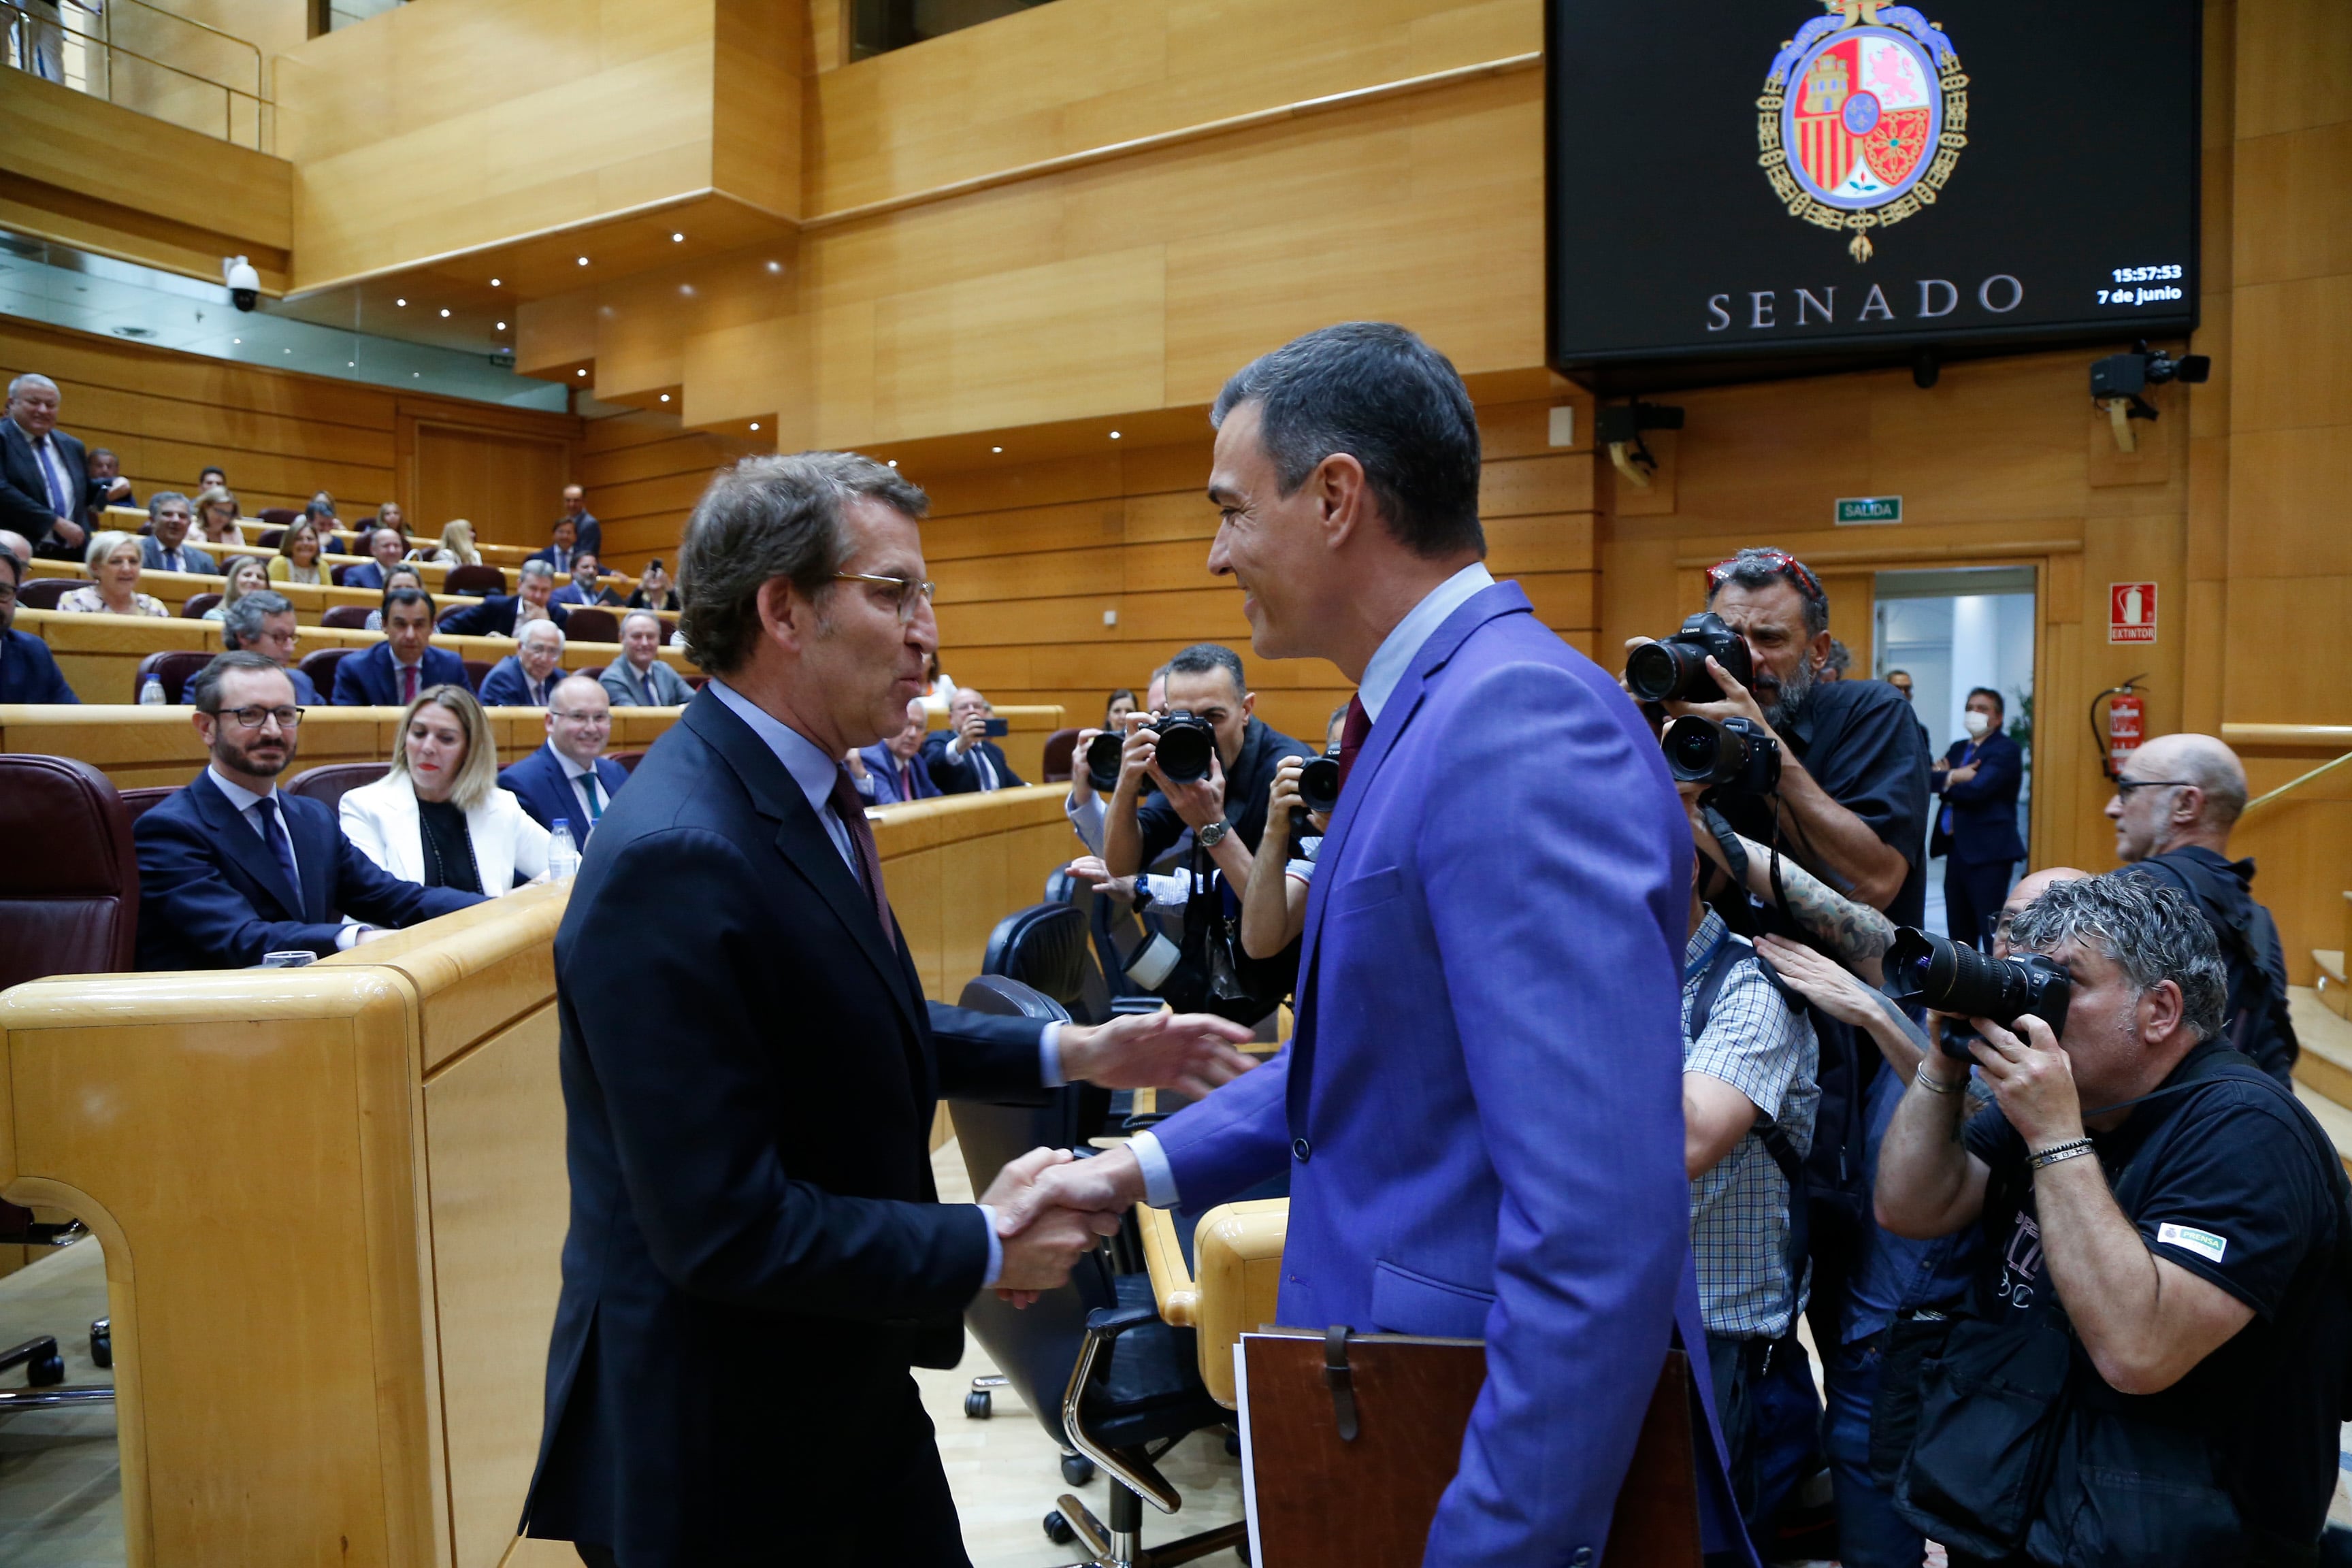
207 765 365 950
555 748 609 826
709 679 1067 1286
1128 561 1497 1207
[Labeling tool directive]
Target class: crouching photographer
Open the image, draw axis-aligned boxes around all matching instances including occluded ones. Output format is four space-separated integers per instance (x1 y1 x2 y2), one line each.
1102 642 1312 1025
1874 872 2351 1567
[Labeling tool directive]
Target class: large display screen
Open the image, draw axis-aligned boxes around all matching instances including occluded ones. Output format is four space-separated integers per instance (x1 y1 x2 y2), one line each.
1546 0 2202 391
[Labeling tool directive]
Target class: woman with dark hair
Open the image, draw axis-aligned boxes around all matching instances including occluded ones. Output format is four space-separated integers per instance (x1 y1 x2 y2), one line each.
1102 688 1137 729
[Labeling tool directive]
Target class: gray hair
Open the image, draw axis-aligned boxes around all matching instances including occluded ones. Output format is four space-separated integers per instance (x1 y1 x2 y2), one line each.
189 650 288 713
220 588 293 650
678 451 928 675
5 373 58 402
519 617 566 649
148 491 191 521
518 559 556 584
1706 548 1830 636
1210 322 1484 559
620 608 663 637
2007 872 2227 1043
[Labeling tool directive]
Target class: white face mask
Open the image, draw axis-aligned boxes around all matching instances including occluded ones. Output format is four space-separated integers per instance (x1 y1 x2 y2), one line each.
1963 709 1993 739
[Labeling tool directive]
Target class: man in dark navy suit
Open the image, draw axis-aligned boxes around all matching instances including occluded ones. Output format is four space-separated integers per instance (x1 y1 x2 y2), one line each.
549 552 625 610
442 559 562 640
217 591 321 704
527 517 582 578
478 618 569 708
519 452 1257 1567
500 675 627 836
0 549 78 703
0 372 130 558
921 685 1026 793
333 587 470 706
850 698 940 805
342 527 410 592
1931 685 2027 947
133 652 484 969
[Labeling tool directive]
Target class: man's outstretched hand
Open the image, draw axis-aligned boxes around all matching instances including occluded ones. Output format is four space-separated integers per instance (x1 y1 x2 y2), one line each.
1058 1010 1256 1098
980 1147 1125 1300
993 1144 1149 1244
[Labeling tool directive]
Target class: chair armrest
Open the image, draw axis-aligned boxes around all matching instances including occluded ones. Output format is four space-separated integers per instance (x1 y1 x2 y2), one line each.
1192 1198 1290 1409
1137 1205 1198 1327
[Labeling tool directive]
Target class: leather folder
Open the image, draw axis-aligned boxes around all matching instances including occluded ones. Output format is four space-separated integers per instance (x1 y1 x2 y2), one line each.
1238 1327 1701 1567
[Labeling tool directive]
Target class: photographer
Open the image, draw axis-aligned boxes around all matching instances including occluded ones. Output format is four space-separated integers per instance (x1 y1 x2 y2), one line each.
1066 672 1164 855
1876 873 2349 1566
922 687 1025 794
1240 704 1351 960
1104 643 1311 1022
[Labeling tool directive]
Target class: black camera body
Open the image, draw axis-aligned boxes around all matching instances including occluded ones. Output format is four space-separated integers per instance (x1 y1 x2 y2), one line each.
1625 611 1752 704
1084 730 1125 791
1153 710 1216 783
1886 927 2071 1057
1298 750 1342 815
1665 714 1780 796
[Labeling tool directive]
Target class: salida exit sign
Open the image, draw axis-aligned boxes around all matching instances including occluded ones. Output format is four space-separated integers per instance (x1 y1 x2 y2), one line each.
1835 496 1902 525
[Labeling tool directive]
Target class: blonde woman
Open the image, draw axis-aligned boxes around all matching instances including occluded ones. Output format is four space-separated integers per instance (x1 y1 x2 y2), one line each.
417 519 480 567
340 683 549 894
194 486 244 549
269 517 325 585
203 555 271 621
58 531 168 617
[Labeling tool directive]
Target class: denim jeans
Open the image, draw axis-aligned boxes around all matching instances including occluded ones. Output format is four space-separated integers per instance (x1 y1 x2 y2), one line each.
1820 1330 1929 1568
1706 1329 1823 1550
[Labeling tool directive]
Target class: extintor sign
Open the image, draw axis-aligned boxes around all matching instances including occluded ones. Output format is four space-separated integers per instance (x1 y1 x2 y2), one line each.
2109 692 2144 767
2110 582 2157 644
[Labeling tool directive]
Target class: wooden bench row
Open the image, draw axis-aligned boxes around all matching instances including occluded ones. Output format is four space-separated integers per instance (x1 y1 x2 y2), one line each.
22 559 676 633
88 506 645 595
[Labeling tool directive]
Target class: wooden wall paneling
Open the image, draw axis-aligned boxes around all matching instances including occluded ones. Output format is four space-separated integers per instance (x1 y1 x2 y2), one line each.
575 409 762 572
712 0 802 221
407 421 573 547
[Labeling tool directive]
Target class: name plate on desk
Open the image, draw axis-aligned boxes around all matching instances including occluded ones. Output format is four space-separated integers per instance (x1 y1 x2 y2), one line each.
1236 1328 1701 1567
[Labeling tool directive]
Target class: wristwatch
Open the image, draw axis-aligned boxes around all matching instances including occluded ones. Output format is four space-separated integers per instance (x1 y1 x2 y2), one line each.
1196 819 1233 849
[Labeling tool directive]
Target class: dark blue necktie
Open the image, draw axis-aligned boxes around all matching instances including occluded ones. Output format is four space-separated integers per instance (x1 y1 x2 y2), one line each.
251 794 301 907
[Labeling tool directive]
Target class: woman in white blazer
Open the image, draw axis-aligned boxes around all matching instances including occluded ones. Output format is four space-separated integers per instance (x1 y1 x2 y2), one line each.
342 683 550 894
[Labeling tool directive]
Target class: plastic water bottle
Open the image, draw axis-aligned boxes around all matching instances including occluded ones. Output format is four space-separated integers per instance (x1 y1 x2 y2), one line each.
548 819 579 882
139 673 165 706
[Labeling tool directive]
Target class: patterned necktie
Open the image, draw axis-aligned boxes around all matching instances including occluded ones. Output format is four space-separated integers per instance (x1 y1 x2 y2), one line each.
1334 693 1373 791
251 795 301 907
828 763 894 938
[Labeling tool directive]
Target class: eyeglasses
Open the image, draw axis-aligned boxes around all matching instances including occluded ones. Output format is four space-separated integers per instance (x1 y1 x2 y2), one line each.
834 572 936 623
218 705 304 731
2112 777 2193 798
1705 549 1825 605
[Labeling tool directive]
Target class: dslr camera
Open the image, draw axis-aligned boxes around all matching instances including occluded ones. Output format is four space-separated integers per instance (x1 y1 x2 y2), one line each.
1152 710 1216 783
1664 715 1780 796
1298 749 1342 815
1084 730 1126 792
1886 928 2071 1058
1625 611 1753 704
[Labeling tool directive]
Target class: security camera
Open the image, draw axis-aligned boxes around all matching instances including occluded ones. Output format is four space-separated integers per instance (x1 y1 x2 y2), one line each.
223 255 260 312
2089 340 2210 403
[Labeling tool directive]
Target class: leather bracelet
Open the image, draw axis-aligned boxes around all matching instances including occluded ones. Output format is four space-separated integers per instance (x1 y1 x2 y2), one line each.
2029 1138 2096 1171
1914 1064 1963 1095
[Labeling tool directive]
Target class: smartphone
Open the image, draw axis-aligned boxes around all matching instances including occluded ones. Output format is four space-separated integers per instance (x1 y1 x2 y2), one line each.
983 717 1009 738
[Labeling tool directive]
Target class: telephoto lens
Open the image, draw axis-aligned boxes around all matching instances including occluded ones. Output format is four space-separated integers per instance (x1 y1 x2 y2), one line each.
1885 927 2071 1051
1663 715 1782 795
1084 730 1124 791
1153 711 1216 783
1624 610 1754 704
1298 751 1342 814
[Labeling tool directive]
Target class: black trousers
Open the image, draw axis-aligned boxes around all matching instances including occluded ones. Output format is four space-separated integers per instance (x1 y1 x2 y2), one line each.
1944 857 2016 949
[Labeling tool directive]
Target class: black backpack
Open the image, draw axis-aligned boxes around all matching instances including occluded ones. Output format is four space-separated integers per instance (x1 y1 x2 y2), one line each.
2133 852 2300 1085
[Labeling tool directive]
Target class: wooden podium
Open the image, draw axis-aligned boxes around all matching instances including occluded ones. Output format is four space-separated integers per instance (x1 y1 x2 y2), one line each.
1239 1330 1702 1567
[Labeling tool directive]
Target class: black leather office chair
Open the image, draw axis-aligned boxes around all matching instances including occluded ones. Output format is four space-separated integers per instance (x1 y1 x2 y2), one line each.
952 975 1245 1566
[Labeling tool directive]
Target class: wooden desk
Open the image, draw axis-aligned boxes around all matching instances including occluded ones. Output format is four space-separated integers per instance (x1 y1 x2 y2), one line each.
872 782 1088 1000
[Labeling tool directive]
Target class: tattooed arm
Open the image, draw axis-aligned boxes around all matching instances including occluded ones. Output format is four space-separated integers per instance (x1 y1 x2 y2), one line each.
1694 824 1896 975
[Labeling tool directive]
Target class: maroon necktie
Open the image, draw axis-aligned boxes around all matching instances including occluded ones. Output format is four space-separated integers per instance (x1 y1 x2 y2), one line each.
400 664 418 705
1334 693 1372 791
829 764 895 938
899 760 915 800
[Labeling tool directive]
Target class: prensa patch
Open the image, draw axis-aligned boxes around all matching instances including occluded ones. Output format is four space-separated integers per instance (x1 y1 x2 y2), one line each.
2157 1222 2227 1264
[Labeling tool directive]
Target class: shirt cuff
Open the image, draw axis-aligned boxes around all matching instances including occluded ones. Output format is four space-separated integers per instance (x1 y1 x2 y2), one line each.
978 1205 1004 1288
1039 1022 1064 1088
1129 1129 1181 1209
946 736 968 760
1143 872 1191 906
335 925 369 951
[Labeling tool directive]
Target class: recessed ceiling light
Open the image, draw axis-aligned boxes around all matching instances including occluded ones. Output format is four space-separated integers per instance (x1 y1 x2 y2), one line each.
576 369 587 378
1109 430 1122 440
231 337 240 344
992 446 1003 454
490 278 501 287
887 459 898 468
577 256 589 266
283 348 291 355
749 421 760 431
659 393 671 402
395 297 406 306
438 308 451 318
412 372 421 378
765 260 782 274
347 361 355 367
495 321 506 330
671 232 684 242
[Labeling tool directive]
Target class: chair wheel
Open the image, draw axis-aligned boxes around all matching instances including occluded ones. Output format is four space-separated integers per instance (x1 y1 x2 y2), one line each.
88 1328 112 1370
1043 1509 1076 1546
1224 1430 1242 1456
963 1389 991 1418
26 1345 63 1387
1060 1452 1095 1486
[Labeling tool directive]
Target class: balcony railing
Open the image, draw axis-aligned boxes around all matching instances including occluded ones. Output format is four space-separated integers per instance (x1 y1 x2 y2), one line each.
3 0 271 151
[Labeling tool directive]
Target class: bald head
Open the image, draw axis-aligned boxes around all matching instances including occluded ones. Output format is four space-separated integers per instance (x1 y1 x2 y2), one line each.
1993 866 2093 958
2107 733 2249 862
0 529 29 567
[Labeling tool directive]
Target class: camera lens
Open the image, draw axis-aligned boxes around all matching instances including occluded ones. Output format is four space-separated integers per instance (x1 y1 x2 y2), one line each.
1885 928 2070 1038
1085 731 1124 791
1298 754 1341 814
1155 713 1215 783
1626 640 1703 704
1663 715 1741 785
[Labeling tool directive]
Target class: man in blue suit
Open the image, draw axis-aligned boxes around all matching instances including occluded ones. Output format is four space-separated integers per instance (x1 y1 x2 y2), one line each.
1931 685 2026 947
333 587 469 706
499 675 628 836
479 618 568 708
0 549 78 702
1005 324 1752 1565
137 493 216 576
851 697 941 805
135 652 485 969
217 590 321 704
549 552 625 610
342 527 409 592
441 559 561 639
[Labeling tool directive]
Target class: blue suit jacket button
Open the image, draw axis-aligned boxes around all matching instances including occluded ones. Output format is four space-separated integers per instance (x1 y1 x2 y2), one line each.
1291 1137 1311 1162
1570 1550 1591 1568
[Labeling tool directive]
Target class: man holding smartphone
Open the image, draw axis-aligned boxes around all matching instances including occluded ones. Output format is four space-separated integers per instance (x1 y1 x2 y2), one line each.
921 685 1025 793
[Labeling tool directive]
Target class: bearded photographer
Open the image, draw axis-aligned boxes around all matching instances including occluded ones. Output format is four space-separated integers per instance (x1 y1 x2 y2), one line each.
1102 642 1311 1024
1874 873 2350 1567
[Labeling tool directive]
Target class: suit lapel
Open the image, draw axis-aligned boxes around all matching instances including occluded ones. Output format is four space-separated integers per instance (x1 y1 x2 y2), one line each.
191 773 304 918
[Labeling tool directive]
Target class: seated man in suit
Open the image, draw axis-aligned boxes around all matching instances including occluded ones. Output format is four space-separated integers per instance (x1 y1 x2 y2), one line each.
134 651 486 968
921 686 1026 794
598 609 694 707
551 552 625 610
851 698 940 805
440 558 561 639
526 517 581 578
498 674 625 837
480 618 568 708
344 526 409 592
217 589 322 704
0 548 78 702
138 491 215 576
86 447 133 521
333 587 469 706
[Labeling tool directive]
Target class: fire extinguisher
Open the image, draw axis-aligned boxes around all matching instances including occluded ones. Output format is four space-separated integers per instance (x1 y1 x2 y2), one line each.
2089 676 2149 781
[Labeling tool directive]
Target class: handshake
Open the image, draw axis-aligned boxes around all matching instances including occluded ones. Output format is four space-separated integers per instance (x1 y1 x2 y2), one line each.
975 1008 1258 1303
